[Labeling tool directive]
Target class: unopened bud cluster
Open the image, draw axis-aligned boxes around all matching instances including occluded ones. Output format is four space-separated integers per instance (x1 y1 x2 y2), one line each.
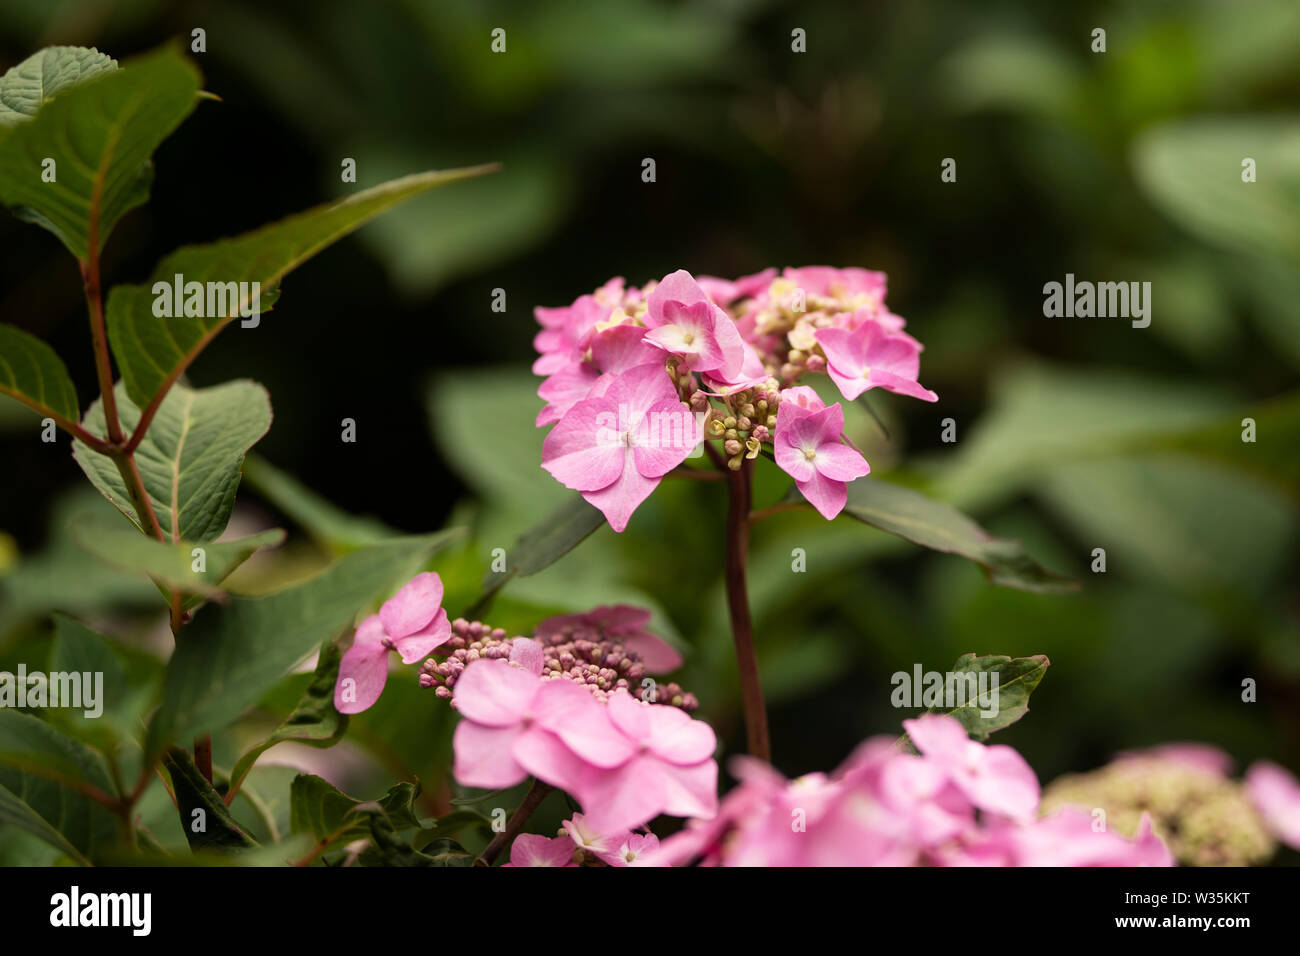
420 617 696 711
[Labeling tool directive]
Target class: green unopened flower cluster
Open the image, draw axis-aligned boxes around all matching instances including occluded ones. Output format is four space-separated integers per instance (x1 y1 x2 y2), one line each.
1042 756 1274 867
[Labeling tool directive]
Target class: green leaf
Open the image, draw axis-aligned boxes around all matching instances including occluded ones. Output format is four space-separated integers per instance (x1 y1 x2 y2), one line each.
803 479 1077 594
0 783 89 864
0 325 79 428
46 613 157 750
73 379 272 542
932 653 1050 740
0 46 117 127
470 493 605 614
144 530 462 759
241 453 398 552
0 45 200 260
106 164 499 410
227 642 348 797
289 774 422 854
0 711 118 861
162 747 257 852
70 511 284 598
359 821 468 867
1133 117 1300 265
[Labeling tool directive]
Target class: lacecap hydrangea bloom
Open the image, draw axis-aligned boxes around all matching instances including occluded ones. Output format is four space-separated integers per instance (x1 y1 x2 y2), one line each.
534 267 938 528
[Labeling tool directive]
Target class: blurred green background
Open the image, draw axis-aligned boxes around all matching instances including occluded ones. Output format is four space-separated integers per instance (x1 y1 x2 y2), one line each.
1 0 1298 857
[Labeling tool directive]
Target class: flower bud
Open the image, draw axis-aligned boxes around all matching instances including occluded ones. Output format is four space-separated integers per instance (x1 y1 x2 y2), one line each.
724 439 741 456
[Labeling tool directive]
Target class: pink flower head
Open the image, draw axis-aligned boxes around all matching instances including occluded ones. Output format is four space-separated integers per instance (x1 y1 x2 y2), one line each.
334 572 451 715
1245 761 1300 849
451 652 637 792
815 320 938 404
783 265 888 303
575 689 718 834
1007 808 1174 867
902 714 1039 821
535 604 682 672
1116 742 1234 778
561 812 628 857
645 270 762 386
541 363 699 532
773 392 870 519
602 832 660 866
503 833 577 867
532 294 610 376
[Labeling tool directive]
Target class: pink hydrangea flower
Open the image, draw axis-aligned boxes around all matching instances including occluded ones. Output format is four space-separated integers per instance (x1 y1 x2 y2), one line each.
814 320 938 403
574 688 718 834
903 713 1039 821
541 363 699 531
773 387 870 519
334 572 451 715
451 646 637 791
994 808 1174 867
645 270 763 386
602 832 660 867
1245 761 1300 849
502 833 576 867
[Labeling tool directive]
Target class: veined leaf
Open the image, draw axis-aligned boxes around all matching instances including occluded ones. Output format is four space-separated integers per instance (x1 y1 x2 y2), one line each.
0 325 79 427
70 512 284 598
144 530 463 759
227 642 348 799
0 46 117 127
785 479 1076 594
162 748 257 852
934 653 1050 740
106 163 499 410
73 379 272 543
0 45 200 260
0 711 118 862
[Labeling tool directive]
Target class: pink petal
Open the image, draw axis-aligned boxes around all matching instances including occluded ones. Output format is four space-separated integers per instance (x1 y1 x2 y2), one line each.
967 745 1040 821
656 758 719 820
512 725 592 794
506 833 576 867
813 441 870 482
508 637 545 676
452 660 540 727
589 324 660 376
633 396 698 478
541 396 629 492
575 755 670 833
334 641 389 714
903 713 971 763
1246 761 1300 849
795 469 849 520
606 688 652 743
532 679 637 768
646 269 710 326
622 632 682 672
452 720 528 789
582 455 660 532
825 362 871 401
392 607 451 664
379 572 444 638
645 704 716 764
870 368 939 403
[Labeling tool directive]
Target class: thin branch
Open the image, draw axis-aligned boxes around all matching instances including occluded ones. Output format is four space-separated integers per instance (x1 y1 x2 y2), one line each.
478 780 554 866
724 459 770 761
749 500 811 525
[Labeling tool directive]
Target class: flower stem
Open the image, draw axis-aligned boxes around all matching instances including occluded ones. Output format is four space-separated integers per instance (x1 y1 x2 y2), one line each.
478 780 554 865
724 458 771 762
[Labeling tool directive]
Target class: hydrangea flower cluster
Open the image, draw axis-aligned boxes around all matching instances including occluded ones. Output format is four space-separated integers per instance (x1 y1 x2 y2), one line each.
533 267 938 528
504 813 661 867
644 714 1173 867
1042 743 1300 866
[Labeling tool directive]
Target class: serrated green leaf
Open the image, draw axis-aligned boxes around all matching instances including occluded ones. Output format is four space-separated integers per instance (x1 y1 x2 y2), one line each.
162 747 257 852
0 46 117 126
70 511 284 598
144 530 462 759
933 653 1050 740
0 45 200 260
0 324 79 426
72 379 272 542
796 479 1076 594
106 164 498 409
227 642 347 798
0 711 118 861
